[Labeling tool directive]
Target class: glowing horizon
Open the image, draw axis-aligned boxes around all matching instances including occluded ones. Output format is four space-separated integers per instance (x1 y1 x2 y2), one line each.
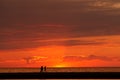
0 35 120 67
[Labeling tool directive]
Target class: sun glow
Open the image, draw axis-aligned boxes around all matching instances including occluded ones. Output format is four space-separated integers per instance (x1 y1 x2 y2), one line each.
54 64 68 67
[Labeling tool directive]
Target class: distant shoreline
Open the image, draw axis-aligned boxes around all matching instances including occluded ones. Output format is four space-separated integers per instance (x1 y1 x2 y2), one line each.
0 72 120 79
0 67 120 73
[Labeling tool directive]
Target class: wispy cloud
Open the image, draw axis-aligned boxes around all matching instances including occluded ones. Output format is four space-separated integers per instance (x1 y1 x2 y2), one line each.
0 37 106 50
23 56 47 64
63 55 117 62
0 56 47 64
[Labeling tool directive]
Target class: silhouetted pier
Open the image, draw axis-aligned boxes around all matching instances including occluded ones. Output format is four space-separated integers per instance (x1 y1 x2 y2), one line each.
0 72 120 79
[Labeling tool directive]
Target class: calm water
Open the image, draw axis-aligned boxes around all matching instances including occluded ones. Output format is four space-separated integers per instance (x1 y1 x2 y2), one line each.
0 67 120 73
0 79 120 80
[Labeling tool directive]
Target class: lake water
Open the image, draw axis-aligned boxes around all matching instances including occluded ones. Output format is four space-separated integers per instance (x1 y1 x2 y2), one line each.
0 67 120 73
0 79 120 80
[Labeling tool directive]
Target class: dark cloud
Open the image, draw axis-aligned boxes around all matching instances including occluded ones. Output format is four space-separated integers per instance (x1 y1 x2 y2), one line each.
54 40 105 46
87 55 113 61
0 0 120 50
63 55 114 62
0 39 105 50
63 56 84 62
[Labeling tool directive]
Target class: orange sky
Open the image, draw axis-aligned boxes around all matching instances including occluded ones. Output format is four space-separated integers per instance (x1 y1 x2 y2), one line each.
0 35 120 67
0 0 120 67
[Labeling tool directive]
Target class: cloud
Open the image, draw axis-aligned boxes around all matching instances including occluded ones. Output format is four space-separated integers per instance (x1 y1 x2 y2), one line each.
0 0 120 50
63 55 114 62
87 55 113 61
92 0 120 9
23 56 47 64
53 40 105 46
0 55 47 64
0 37 106 50
63 56 84 62
87 0 120 14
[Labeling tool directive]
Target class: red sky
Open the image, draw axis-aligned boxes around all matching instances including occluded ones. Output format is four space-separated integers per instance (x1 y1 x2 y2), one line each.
0 0 120 67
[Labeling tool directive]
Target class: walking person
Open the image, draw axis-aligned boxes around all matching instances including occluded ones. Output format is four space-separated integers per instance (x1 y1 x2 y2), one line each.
44 66 46 72
40 66 44 72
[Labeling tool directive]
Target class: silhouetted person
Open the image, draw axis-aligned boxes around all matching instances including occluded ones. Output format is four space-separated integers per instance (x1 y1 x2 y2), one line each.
40 66 44 72
44 66 46 72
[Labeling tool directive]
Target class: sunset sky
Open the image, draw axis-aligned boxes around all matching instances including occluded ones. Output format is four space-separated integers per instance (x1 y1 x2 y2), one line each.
0 0 120 67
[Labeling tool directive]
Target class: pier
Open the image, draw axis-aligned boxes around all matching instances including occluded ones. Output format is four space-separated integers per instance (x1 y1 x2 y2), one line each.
0 72 120 79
